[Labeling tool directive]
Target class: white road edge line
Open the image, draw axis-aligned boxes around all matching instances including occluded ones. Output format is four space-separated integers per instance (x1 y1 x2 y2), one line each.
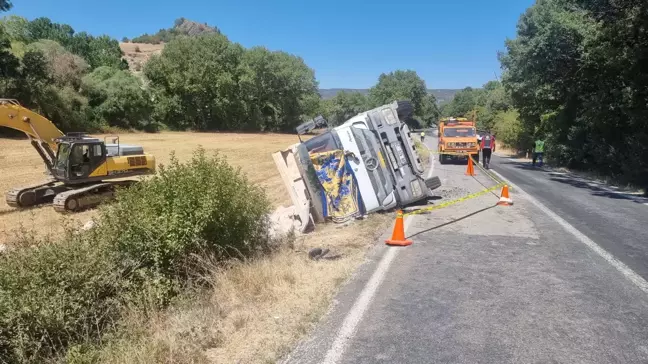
321 215 415 364
491 169 648 294
424 139 436 180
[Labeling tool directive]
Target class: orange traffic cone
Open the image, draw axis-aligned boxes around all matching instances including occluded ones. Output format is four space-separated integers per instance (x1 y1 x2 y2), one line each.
496 185 513 206
465 156 476 176
385 210 412 246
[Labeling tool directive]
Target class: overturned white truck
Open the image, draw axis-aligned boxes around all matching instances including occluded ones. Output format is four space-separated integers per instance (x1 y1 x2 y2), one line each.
274 100 441 225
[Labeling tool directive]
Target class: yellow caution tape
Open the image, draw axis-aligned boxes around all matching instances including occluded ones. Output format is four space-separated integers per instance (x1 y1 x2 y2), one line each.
424 144 508 187
403 182 505 217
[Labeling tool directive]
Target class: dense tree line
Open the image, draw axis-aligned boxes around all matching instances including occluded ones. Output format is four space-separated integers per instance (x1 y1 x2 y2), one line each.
0 14 146 131
1 12 441 133
144 34 319 131
500 0 648 190
439 81 529 149
0 14 321 132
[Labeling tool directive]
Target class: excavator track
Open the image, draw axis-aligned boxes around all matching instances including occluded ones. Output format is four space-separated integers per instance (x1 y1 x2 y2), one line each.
52 180 137 213
5 179 67 208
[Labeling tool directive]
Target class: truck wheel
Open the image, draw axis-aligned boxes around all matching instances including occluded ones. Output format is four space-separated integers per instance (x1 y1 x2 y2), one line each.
439 154 447 164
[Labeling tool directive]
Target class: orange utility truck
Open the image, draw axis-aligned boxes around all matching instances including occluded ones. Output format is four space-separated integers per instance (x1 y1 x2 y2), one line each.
437 117 479 164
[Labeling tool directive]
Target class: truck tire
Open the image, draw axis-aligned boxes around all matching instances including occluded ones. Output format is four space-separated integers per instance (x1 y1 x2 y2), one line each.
439 154 447 164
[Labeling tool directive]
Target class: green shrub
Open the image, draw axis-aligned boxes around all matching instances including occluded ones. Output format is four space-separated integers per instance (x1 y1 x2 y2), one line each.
0 232 123 363
97 147 271 304
0 148 272 362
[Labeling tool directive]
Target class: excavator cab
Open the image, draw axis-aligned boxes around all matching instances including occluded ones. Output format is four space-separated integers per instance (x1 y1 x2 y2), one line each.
53 137 106 182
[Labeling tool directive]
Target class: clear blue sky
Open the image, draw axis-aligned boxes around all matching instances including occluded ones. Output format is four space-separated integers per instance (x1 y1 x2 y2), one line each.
7 0 534 89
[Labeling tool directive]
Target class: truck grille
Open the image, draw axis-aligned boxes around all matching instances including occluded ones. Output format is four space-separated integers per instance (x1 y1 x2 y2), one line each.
448 142 475 149
127 156 147 167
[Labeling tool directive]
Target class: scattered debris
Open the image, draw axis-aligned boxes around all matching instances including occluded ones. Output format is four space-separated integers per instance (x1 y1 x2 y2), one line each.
0 244 6 254
308 247 342 261
269 205 314 239
82 220 95 231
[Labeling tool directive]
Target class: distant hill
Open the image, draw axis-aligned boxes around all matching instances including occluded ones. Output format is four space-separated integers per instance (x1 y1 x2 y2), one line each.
129 18 220 44
319 88 461 104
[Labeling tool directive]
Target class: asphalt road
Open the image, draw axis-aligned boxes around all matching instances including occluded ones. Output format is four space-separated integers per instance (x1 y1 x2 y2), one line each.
491 154 648 280
284 135 648 364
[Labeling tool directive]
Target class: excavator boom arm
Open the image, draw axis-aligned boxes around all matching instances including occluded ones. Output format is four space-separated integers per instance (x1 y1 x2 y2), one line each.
0 99 65 170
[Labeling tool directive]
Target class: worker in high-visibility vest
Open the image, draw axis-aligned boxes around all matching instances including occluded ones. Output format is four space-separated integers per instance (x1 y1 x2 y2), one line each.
420 131 425 142
533 138 545 167
480 133 496 169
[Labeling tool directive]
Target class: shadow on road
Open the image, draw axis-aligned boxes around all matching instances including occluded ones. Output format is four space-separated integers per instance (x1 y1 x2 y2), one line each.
548 176 647 204
499 160 647 204
406 205 496 239
498 160 548 172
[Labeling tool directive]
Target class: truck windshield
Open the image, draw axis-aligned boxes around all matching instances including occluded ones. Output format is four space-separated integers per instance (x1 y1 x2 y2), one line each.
444 128 476 137
55 143 70 169
303 132 340 153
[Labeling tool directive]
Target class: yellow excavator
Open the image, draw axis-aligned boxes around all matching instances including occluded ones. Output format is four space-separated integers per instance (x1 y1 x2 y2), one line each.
0 99 155 212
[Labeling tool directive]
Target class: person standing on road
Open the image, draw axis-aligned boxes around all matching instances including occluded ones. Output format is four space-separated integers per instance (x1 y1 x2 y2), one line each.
533 137 545 167
480 133 495 169
420 130 425 142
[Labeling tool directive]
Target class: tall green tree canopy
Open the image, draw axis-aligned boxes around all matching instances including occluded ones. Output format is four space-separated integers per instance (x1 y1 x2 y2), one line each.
82 67 154 130
0 16 127 70
320 91 369 126
501 0 648 190
368 70 438 125
145 34 319 131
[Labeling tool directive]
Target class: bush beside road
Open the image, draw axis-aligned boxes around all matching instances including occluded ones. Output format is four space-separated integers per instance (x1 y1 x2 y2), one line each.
0 131 392 363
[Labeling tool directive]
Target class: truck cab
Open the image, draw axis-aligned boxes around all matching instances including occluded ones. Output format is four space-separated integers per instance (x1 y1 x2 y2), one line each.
438 117 480 164
300 101 441 214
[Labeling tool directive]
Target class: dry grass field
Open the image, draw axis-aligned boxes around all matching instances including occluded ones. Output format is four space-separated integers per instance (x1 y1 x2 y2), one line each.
1 131 391 363
0 131 302 245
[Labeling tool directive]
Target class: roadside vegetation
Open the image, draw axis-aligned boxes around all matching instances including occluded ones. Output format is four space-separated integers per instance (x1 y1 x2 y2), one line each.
0 149 273 362
440 0 648 192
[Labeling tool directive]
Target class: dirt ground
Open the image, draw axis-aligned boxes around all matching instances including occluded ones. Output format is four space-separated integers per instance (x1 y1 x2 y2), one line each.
0 131 303 245
119 42 164 74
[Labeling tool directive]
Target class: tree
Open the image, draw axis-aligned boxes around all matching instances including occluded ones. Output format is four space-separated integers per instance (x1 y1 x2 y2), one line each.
442 87 478 117
0 30 19 96
27 40 89 88
27 17 74 45
321 91 369 125
145 34 318 131
144 34 245 130
82 66 154 130
0 0 12 12
500 0 648 191
238 47 319 131
368 70 437 125
0 15 30 43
